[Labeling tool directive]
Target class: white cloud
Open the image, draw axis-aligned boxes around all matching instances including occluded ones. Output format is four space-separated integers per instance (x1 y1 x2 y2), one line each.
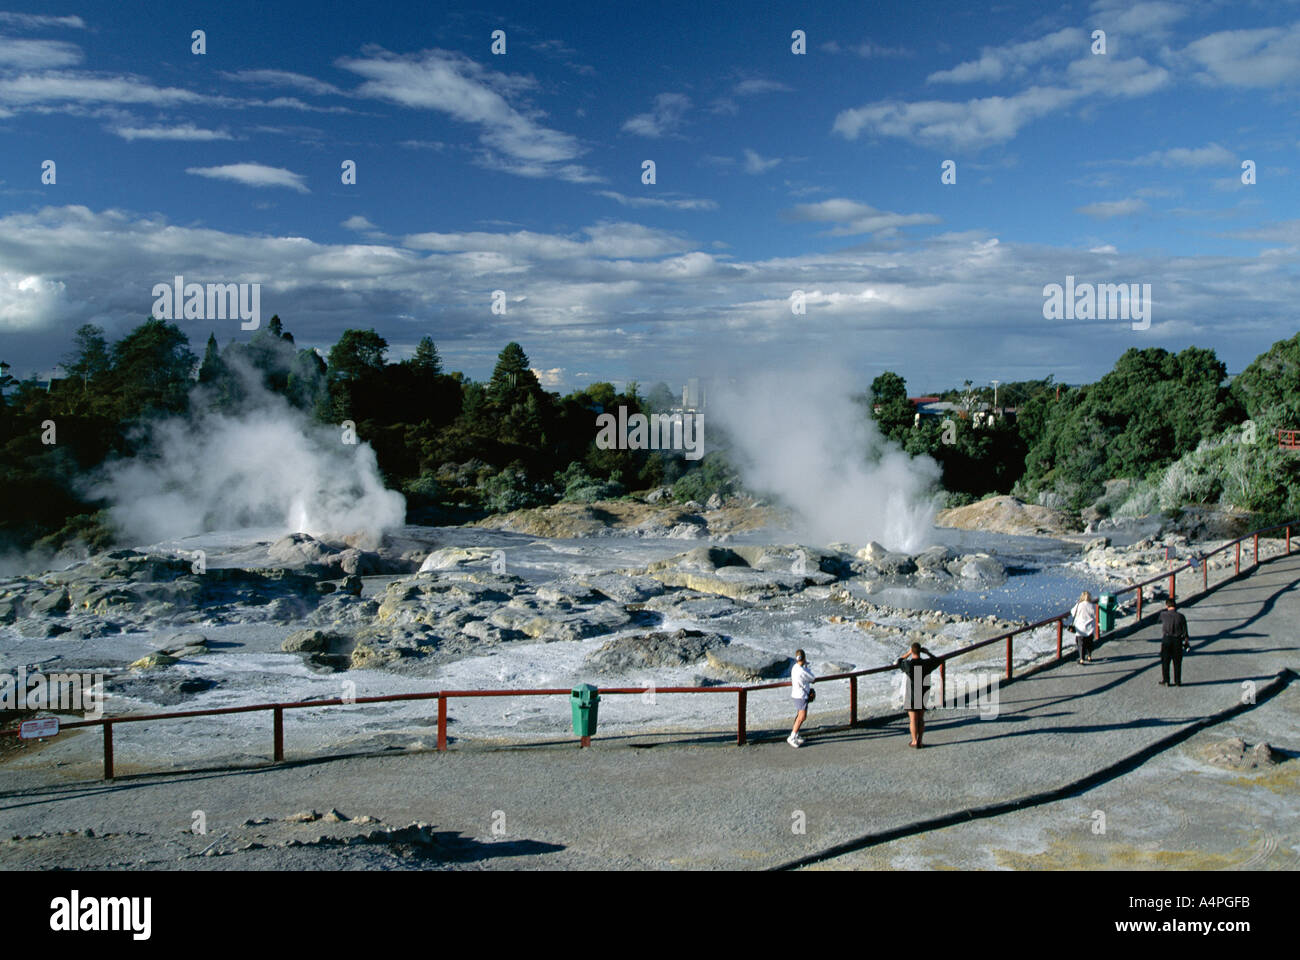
1130 142 1234 167
1180 22 1300 88
927 28 1085 84
342 215 378 231
834 85 1080 150
186 162 310 193
0 72 214 107
742 148 781 174
622 92 690 137
224 69 343 96
338 47 597 182
596 190 718 211
531 366 565 387
1090 0 1189 35
0 13 86 30
3 205 1299 392
1076 197 1148 219
785 198 941 236
111 123 234 141
0 35 82 69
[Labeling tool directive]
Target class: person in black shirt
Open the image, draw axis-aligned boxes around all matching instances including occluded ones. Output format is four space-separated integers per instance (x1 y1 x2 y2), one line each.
1157 598 1191 686
896 642 942 748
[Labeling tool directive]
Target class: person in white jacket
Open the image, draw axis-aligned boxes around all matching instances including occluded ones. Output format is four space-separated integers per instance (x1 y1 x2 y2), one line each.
1070 591 1097 663
788 650 815 748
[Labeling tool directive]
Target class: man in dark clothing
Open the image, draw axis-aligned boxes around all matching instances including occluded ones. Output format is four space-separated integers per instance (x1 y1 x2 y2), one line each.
1158 599 1191 686
896 643 942 747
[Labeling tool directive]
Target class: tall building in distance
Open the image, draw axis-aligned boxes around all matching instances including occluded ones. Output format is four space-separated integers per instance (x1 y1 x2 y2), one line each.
681 377 706 412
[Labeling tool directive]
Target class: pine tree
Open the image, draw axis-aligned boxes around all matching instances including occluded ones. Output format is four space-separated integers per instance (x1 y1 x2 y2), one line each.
198 333 223 384
411 336 443 375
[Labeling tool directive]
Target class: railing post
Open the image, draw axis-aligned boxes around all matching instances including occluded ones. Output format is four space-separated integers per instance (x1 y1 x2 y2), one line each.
437 695 447 752
737 689 747 745
1254 534 1259 565
1168 572 1175 601
1203 558 1207 591
1056 619 1063 658
1005 636 1012 679
1094 602 1100 641
103 722 114 780
1136 586 1142 621
849 675 858 726
939 661 946 707
272 706 284 762
1235 542 1240 575
1288 526 1292 554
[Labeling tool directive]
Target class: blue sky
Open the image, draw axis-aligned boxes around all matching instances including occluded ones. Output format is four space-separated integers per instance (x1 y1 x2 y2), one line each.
1 0 1298 394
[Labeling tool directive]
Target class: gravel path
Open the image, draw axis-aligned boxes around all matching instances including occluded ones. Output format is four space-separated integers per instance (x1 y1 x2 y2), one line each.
1 552 1296 870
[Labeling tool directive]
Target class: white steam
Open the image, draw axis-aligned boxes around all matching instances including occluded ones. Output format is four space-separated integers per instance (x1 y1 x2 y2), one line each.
91 388 405 549
710 367 941 552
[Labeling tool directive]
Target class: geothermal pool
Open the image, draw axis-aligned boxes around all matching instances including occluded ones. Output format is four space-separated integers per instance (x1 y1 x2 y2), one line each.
2 523 1114 776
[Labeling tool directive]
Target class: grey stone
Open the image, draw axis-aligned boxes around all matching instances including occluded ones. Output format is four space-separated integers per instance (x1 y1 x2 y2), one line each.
704 644 792 681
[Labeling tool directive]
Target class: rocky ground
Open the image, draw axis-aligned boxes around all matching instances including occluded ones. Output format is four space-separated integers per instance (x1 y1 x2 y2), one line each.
2 492 1271 764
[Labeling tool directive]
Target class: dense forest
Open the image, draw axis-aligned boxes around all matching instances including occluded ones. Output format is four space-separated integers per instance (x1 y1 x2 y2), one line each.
2 318 1298 556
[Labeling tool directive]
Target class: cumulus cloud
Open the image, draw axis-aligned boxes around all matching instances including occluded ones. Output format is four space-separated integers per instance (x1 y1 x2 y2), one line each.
1180 22 1300 87
3 204 1300 399
186 162 310 193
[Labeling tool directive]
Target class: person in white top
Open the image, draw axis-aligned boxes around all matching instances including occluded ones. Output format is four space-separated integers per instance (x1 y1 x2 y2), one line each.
1070 591 1097 663
788 650 815 748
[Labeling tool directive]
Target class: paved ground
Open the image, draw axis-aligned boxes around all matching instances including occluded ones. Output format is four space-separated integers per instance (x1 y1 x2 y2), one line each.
1 552 1296 870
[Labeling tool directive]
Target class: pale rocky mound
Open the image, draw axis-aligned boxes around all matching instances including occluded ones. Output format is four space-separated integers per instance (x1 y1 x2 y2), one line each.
470 499 779 539
935 496 1079 538
1199 737 1281 771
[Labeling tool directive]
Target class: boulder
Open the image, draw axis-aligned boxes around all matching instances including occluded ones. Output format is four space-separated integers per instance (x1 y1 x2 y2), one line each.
130 652 178 670
268 533 334 566
585 629 728 673
1200 737 1280 770
282 628 338 653
31 588 70 616
954 555 1006 583
704 644 792 681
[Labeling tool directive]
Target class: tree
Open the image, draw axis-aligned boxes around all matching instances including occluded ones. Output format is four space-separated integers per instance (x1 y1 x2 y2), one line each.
198 333 223 384
488 342 541 404
410 336 443 376
327 329 388 382
62 324 110 392
106 318 197 419
870 371 913 442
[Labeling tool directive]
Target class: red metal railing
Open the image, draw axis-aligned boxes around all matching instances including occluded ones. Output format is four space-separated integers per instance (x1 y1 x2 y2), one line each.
1278 429 1299 451
2 520 1293 780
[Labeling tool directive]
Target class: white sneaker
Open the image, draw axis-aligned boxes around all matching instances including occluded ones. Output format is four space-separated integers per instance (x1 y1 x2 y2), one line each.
787 734 802 748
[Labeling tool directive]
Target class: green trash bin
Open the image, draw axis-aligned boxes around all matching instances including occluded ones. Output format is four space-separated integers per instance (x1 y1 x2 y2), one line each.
1098 594 1117 633
570 684 600 739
